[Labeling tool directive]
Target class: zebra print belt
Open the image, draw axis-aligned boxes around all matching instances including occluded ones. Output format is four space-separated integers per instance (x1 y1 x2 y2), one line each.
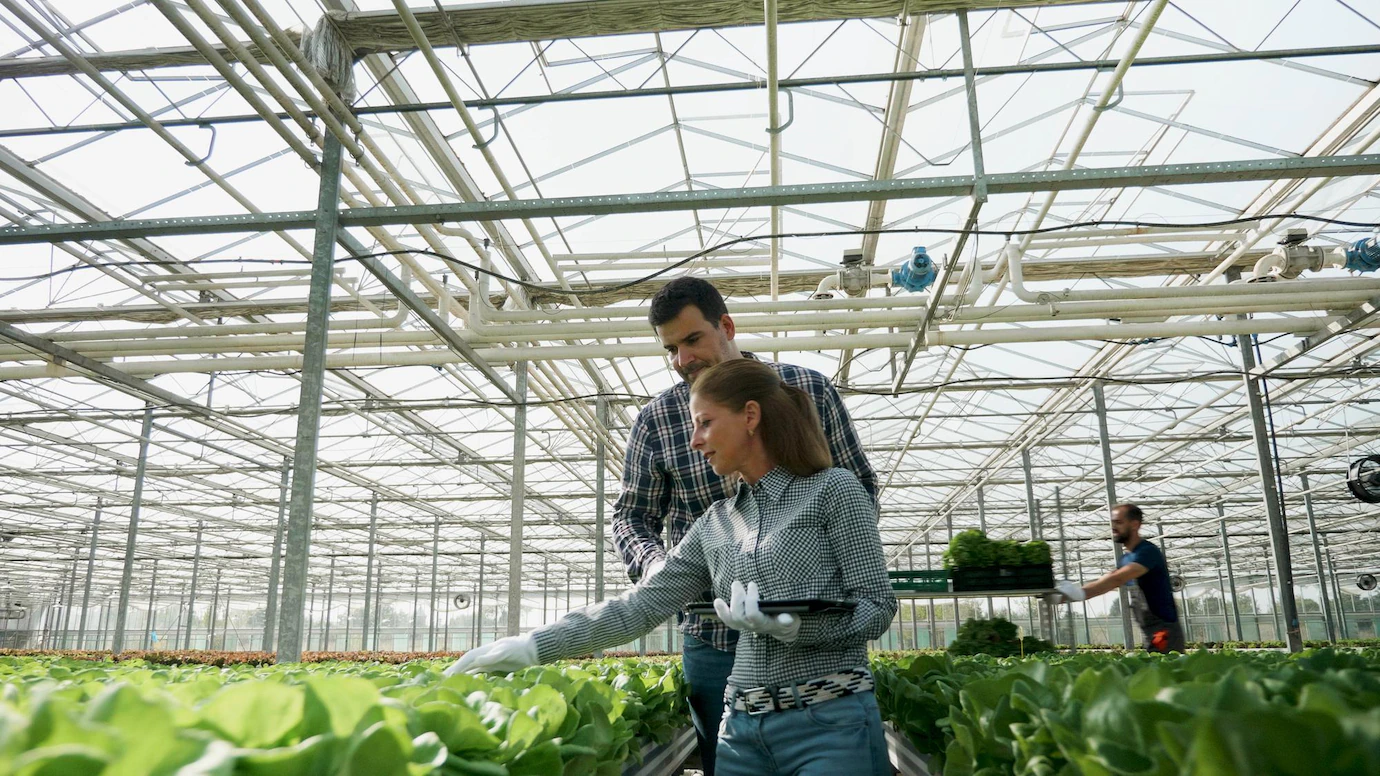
728 666 874 715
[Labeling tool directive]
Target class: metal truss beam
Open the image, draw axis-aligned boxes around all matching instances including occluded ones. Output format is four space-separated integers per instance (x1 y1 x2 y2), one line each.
5 153 1379 245
6 43 1379 136
0 1 1117 80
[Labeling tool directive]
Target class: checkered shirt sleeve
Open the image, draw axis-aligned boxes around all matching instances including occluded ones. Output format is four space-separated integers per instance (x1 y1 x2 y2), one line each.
531 520 714 662
609 405 668 581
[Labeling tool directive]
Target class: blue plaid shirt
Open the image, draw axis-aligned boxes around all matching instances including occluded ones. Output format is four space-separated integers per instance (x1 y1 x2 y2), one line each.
611 356 876 651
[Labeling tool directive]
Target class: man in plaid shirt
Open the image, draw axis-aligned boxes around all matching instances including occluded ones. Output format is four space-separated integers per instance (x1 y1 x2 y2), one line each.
612 277 876 774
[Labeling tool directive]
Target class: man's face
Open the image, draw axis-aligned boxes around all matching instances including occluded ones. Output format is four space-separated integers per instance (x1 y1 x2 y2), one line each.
655 306 737 384
1110 510 1137 544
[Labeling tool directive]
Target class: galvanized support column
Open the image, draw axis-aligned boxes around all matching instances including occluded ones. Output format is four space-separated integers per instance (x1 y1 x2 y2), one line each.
96 600 109 649
323 556 335 651
1218 504 1243 641
976 486 993 617
143 559 158 649
1215 566 1232 641
183 522 202 649
595 396 607 602
507 361 527 636
276 132 344 664
1299 473 1335 642
429 515 440 650
764 0 782 300
925 532 936 646
1174 541 1193 641
1054 487 1074 647
475 536 486 646
343 589 352 649
411 571 420 651
1233 332 1302 652
1021 449 1053 640
373 565 384 649
262 458 290 651
907 546 918 648
61 555 78 649
208 568 222 650
541 557 550 625
361 494 377 650
946 513 960 635
1324 536 1349 639
1074 540 1092 645
1263 552 1282 639
173 586 185 646
305 585 315 650
222 587 233 650
1092 381 1136 649
112 404 154 653
77 498 102 649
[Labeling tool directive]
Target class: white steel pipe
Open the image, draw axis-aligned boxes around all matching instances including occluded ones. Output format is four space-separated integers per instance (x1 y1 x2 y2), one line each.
10 290 1366 358
1005 242 1380 303
765 0 782 300
1026 232 1248 249
12 288 1370 359
0 316 1359 379
553 249 770 262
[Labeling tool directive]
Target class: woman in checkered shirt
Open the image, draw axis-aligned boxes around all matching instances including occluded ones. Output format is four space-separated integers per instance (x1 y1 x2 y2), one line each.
449 359 898 775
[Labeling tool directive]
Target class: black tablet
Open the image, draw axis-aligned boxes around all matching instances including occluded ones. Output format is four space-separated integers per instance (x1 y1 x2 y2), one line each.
686 599 857 617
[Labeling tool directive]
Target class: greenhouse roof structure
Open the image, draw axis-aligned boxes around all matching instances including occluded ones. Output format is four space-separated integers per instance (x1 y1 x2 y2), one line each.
1 0 1379 656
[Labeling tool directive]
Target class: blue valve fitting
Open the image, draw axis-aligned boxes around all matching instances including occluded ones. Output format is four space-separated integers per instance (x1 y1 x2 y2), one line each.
891 246 938 292
1344 237 1380 273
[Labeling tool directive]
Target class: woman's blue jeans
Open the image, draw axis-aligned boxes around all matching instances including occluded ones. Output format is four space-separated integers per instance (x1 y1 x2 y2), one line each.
682 634 735 775
715 690 892 776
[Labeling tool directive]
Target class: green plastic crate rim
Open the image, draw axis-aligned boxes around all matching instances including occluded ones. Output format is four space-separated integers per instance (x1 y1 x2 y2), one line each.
892 581 950 592
887 570 950 580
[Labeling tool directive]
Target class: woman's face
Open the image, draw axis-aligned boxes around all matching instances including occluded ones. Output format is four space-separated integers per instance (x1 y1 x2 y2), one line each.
689 393 758 477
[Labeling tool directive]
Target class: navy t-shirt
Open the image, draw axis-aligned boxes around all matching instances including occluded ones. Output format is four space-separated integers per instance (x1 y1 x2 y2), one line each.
1118 540 1178 624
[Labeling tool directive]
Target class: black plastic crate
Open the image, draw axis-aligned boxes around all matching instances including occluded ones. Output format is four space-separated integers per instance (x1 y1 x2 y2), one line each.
951 563 1054 592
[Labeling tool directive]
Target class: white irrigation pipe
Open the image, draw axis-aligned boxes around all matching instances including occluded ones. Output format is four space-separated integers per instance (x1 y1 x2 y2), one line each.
2 316 1362 380
1004 242 1380 303
8 286 1369 360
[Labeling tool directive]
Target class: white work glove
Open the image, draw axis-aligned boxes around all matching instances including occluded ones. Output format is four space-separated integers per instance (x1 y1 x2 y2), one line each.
639 557 666 584
443 634 539 676
1053 579 1087 603
712 580 801 643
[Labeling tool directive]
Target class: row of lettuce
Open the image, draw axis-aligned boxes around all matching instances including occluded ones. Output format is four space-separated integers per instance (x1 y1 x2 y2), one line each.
4 647 1380 774
0 655 685 775
874 648 1380 775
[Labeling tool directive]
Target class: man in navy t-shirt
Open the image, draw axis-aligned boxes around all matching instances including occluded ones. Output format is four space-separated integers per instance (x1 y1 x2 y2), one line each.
1047 503 1185 653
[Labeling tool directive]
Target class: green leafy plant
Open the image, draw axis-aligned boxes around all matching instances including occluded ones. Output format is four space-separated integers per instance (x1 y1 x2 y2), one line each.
873 646 1380 775
942 530 1055 570
945 529 996 568
993 539 1025 567
947 617 1055 658
0 652 686 775
1021 540 1052 565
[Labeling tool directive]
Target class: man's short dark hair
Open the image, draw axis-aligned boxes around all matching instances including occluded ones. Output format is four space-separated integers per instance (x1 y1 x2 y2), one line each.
649 277 728 328
1114 503 1144 523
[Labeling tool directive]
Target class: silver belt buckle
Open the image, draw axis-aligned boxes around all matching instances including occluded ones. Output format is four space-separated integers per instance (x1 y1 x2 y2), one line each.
746 685 779 716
